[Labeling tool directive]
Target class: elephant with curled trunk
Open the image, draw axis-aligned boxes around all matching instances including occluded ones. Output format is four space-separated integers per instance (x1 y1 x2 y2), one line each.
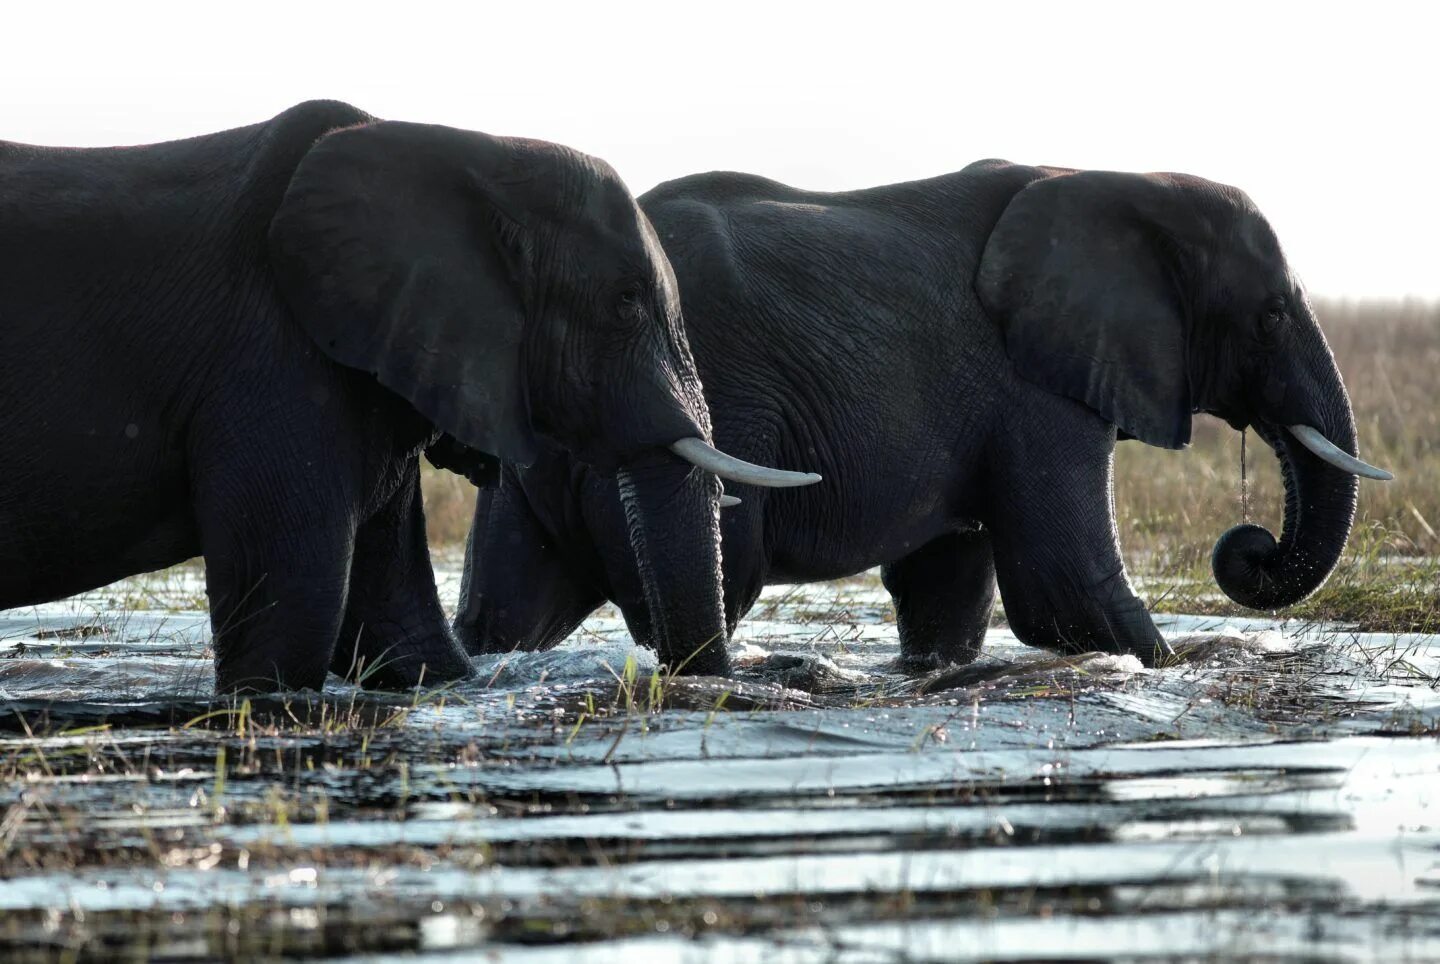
0 101 814 694
455 159 1389 669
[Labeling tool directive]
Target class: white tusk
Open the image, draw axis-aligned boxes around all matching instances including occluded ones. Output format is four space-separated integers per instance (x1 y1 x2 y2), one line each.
1287 425 1393 481
719 494 742 508
669 437 822 488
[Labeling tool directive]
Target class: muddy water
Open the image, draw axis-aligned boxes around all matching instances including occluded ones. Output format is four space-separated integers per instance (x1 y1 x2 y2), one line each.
1 558 1437 961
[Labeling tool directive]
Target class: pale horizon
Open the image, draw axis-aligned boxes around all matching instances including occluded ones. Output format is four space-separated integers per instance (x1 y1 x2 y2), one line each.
5 0 1436 297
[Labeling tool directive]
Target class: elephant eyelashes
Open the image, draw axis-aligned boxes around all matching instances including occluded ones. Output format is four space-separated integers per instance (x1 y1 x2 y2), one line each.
1258 298 1288 341
614 284 652 326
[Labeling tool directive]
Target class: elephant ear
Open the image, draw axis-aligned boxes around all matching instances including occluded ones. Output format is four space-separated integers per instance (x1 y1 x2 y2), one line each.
424 433 501 489
975 170 1194 449
268 120 538 465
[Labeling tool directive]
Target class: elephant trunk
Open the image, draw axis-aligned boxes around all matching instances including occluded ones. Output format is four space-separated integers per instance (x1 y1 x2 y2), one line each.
616 451 729 675
1211 353 1362 610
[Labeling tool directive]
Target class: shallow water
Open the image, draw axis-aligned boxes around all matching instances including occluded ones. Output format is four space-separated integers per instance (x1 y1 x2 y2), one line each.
1 559 1437 961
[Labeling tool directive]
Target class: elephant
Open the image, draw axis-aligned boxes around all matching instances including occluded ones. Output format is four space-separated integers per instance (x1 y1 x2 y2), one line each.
453 159 1391 670
0 100 817 694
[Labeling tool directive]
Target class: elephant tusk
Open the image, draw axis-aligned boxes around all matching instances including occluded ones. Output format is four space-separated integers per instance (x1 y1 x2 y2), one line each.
719 493 742 508
669 437 822 488
1288 425 1393 481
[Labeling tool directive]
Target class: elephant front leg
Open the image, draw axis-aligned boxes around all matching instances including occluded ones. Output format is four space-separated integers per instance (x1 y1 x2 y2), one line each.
453 472 606 655
881 530 997 669
332 460 475 690
196 473 356 695
986 425 1172 666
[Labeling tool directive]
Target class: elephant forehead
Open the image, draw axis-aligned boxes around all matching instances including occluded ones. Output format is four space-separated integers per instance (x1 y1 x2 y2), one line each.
638 214 682 309
568 190 677 294
1211 213 1292 288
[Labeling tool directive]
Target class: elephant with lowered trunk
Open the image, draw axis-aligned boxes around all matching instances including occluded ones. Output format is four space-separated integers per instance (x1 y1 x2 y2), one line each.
0 101 816 694
455 159 1390 670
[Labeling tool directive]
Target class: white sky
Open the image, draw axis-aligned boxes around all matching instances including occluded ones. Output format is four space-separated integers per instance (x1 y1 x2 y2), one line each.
4 1 1436 297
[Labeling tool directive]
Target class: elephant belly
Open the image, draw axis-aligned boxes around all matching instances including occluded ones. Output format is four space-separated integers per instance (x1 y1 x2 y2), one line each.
0 474 199 610
768 513 977 585
761 423 987 587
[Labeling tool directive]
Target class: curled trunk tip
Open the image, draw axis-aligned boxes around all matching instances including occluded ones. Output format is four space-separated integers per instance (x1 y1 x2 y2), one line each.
1211 423 1358 611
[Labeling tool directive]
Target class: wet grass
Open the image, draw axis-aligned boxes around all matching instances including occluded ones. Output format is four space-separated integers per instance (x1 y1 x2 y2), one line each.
1142 536 1440 632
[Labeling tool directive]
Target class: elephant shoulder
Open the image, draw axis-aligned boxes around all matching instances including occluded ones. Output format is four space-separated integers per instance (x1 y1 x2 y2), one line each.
642 172 838 270
960 157 1025 177
243 101 375 200
640 177 767 290
956 158 1078 211
261 100 374 146
642 170 799 211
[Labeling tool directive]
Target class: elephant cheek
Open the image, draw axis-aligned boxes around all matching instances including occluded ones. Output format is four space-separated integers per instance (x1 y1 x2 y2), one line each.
1261 371 1289 412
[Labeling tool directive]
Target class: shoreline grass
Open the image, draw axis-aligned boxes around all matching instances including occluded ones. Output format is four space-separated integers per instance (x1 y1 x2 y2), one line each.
1114 298 1440 631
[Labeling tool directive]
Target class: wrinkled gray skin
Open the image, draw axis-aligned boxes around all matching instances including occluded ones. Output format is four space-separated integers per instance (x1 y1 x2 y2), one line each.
0 101 733 693
456 159 1371 670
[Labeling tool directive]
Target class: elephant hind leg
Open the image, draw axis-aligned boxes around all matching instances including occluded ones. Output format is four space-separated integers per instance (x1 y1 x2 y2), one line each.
332 459 474 691
882 530 996 669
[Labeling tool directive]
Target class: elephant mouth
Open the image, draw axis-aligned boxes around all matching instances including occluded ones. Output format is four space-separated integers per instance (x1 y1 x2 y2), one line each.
1240 418 1392 482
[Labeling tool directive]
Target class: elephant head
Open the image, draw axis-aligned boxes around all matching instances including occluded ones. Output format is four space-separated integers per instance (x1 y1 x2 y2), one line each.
267 120 818 673
976 168 1390 612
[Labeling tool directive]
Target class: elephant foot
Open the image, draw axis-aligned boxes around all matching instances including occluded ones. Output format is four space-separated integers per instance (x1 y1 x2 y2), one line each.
882 531 997 668
891 650 973 673
333 624 473 691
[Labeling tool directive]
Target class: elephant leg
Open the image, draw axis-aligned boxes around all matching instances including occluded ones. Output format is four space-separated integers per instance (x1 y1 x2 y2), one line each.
881 530 996 668
195 469 356 696
986 421 1171 666
332 460 474 690
579 501 665 664
453 471 606 655
724 513 769 638
607 507 760 652
722 562 766 640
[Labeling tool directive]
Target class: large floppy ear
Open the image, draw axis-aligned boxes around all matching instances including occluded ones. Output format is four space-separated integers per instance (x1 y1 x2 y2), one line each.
975 170 1196 449
423 433 501 489
268 120 538 464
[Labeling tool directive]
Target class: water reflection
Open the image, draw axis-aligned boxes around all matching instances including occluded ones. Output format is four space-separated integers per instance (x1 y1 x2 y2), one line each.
0 564 1437 959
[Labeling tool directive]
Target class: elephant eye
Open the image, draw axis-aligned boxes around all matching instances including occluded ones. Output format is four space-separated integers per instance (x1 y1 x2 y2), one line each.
614 284 650 327
1259 297 1287 338
616 285 645 312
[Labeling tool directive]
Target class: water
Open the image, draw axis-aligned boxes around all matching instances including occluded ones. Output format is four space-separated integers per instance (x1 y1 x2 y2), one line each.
1 557 1437 961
